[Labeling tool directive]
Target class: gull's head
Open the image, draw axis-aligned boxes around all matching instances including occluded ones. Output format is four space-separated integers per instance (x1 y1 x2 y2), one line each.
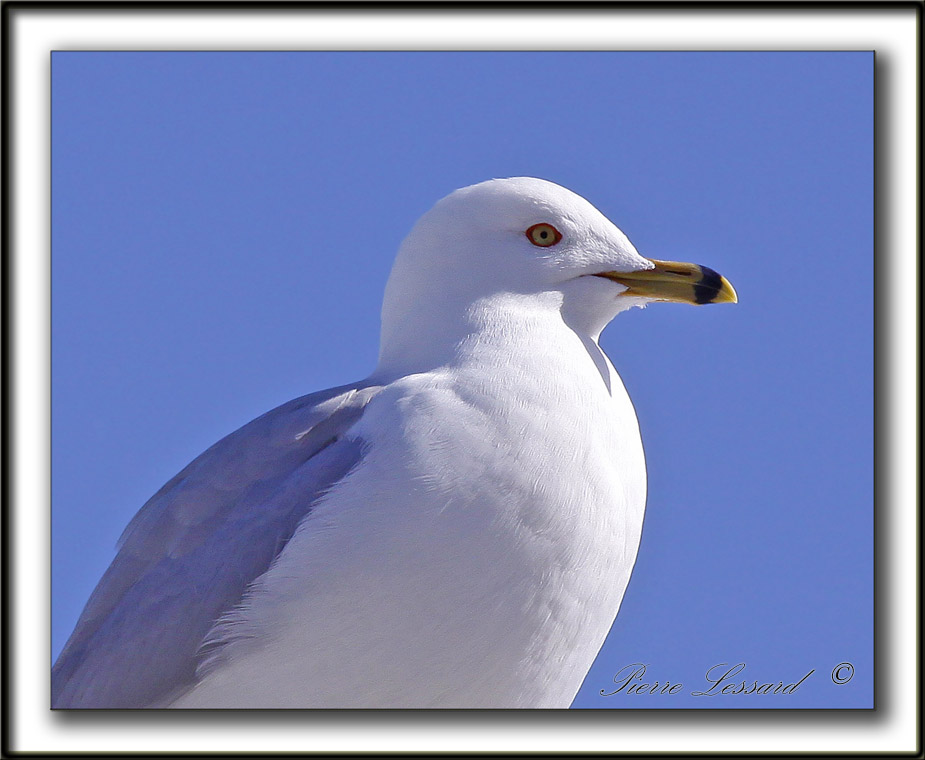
378 177 736 370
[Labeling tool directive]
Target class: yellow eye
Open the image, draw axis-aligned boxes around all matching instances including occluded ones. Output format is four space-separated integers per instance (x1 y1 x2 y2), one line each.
526 223 562 247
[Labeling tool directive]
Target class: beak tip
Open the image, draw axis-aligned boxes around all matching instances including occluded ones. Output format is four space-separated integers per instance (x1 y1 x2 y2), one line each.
714 278 738 304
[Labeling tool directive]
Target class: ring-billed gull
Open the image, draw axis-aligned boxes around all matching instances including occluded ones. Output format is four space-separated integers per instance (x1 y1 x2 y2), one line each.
53 177 736 708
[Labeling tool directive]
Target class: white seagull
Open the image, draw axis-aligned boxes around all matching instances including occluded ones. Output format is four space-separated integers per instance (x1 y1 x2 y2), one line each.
52 177 736 708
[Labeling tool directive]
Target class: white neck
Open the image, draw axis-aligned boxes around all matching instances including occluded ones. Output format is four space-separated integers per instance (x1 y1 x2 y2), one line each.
374 262 640 382
375 289 560 376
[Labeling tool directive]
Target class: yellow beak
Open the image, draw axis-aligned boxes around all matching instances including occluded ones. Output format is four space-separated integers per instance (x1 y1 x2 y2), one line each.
595 258 738 305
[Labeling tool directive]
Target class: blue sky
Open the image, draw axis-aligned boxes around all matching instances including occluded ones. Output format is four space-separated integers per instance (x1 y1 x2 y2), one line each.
51 51 872 708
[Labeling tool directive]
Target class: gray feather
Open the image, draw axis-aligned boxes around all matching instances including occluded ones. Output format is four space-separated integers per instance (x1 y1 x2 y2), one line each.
52 381 382 708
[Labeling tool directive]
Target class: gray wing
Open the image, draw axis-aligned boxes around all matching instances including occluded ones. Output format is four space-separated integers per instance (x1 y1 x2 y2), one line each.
52 380 383 708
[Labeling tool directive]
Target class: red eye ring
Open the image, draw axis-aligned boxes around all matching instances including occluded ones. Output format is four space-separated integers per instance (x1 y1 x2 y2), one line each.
526 223 562 247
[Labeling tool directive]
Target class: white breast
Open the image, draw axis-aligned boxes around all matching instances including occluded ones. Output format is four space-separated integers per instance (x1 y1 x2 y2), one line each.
170 319 646 708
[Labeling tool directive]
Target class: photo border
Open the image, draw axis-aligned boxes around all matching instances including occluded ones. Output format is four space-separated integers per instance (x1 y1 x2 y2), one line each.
3 2 920 756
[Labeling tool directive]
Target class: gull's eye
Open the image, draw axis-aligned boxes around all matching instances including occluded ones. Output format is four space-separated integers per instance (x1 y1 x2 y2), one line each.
526 223 562 247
